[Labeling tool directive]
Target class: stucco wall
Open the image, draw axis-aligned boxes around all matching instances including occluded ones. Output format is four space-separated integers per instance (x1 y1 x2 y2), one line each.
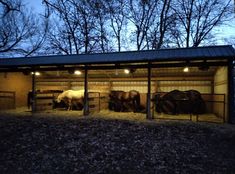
0 72 31 108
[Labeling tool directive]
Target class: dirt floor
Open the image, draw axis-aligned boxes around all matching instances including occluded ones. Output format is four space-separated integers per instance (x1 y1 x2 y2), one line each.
0 108 235 173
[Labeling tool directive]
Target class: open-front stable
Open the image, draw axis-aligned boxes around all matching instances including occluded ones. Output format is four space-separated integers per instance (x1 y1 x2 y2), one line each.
0 45 235 123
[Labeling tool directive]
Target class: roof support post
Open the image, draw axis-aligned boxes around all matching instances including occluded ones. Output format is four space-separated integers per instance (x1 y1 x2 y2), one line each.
31 72 36 113
228 60 235 123
83 67 89 116
146 62 152 119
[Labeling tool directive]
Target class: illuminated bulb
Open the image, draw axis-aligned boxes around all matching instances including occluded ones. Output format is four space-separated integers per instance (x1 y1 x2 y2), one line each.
35 72 41 76
74 70 82 75
31 72 41 76
183 67 189 72
124 69 130 74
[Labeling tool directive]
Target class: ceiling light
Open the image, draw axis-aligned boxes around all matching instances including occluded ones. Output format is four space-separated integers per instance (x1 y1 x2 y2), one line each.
183 67 189 72
74 70 82 75
31 72 41 76
124 69 130 74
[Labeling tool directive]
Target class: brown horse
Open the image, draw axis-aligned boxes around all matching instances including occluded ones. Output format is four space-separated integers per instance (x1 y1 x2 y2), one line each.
109 90 141 112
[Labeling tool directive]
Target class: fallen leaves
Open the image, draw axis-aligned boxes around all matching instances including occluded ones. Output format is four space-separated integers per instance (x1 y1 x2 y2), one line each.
0 114 235 173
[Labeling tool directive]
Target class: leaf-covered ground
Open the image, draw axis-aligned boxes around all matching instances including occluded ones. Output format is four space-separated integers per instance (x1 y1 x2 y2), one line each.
0 113 235 174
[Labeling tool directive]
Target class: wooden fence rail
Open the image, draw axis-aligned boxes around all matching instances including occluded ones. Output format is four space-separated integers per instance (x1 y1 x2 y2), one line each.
0 91 16 110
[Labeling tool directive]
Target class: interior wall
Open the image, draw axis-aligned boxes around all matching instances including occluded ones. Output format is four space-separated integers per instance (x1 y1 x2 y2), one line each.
36 80 155 109
37 81 155 93
156 81 212 93
111 81 155 93
0 72 31 108
214 66 228 121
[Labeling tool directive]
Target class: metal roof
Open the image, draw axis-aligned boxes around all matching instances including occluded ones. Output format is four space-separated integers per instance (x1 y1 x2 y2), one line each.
0 45 234 68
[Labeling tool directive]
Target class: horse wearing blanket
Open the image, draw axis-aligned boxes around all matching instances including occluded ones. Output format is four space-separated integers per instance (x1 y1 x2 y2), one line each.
56 90 84 110
155 90 206 115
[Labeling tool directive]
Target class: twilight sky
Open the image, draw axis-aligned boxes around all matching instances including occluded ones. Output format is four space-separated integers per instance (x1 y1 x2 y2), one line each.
24 0 235 45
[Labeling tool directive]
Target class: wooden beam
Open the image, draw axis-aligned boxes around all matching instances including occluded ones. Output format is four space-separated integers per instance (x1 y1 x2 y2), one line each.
31 72 36 112
83 67 89 116
159 83 211 87
147 62 152 119
228 60 235 124
36 76 214 82
0 61 228 72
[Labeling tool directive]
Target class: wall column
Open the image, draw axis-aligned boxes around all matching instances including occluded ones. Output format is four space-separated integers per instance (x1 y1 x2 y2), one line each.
31 72 36 113
228 59 235 124
83 67 89 116
146 62 152 119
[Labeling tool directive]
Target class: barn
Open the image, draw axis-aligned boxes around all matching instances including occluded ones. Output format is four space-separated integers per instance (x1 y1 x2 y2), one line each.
0 45 235 123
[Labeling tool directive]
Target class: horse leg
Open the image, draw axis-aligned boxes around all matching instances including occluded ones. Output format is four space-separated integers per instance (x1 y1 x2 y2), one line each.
68 99 72 111
130 99 136 112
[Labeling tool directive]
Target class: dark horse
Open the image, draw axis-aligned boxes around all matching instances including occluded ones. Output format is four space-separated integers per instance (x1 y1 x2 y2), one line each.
109 90 141 112
155 90 206 115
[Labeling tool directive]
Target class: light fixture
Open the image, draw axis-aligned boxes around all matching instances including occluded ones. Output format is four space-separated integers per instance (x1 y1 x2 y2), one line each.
31 71 41 76
124 69 130 74
183 66 189 72
74 70 82 75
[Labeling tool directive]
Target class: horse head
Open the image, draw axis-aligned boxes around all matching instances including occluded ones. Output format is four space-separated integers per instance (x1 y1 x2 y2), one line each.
56 93 63 103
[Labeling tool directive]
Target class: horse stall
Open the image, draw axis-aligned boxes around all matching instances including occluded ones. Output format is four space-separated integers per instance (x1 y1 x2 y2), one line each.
0 46 234 123
32 90 63 111
0 72 31 110
0 91 16 110
150 66 228 123
25 64 228 124
34 77 110 113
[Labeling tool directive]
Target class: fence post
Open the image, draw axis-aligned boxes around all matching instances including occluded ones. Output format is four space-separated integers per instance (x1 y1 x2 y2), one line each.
83 67 89 116
228 60 235 124
31 72 36 113
147 62 152 119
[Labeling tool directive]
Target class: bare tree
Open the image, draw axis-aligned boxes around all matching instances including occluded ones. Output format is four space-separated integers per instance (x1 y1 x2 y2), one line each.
126 0 158 50
43 0 80 54
107 0 127 52
0 0 48 57
170 0 233 47
43 0 102 54
22 0 234 57
224 36 235 47
90 0 111 53
147 0 175 49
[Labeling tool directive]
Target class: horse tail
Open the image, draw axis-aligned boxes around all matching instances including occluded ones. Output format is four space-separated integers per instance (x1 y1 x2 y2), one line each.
133 91 141 112
136 92 141 107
